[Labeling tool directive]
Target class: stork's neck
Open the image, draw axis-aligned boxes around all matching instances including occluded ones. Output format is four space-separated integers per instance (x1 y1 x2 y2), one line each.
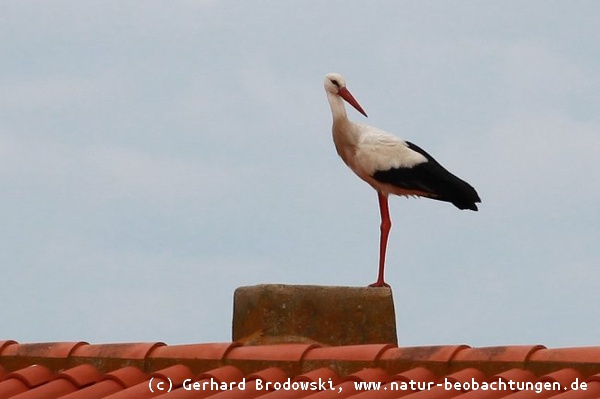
327 91 348 122
329 91 360 166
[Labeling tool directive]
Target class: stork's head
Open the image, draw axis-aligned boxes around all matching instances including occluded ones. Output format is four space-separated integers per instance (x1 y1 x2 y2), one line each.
324 73 347 94
324 73 368 117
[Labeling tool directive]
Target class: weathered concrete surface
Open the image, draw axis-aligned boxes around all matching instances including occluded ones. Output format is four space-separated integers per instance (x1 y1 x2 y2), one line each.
232 284 397 346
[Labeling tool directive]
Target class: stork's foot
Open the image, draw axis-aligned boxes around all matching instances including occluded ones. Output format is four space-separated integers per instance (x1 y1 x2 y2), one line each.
368 280 390 288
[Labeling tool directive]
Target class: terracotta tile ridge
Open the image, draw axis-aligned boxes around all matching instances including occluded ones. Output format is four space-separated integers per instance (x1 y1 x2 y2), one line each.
526 347 600 378
376 344 469 376
0 340 18 355
443 345 548 377
226 342 319 362
451 345 546 363
529 346 600 363
145 342 243 374
304 343 396 362
235 332 326 346
148 341 240 361
379 344 471 363
70 341 166 360
0 341 88 359
63 342 167 374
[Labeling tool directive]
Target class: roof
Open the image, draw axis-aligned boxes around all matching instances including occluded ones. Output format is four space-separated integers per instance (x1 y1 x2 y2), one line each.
1 340 599 399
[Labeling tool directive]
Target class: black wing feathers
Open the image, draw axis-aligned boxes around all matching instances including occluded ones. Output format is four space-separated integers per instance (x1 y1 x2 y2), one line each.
372 141 481 211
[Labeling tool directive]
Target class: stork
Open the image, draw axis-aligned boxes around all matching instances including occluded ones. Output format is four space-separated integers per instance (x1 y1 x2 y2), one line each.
324 73 481 287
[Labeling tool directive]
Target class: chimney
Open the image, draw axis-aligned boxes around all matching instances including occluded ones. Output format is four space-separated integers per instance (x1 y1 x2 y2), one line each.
232 284 397 346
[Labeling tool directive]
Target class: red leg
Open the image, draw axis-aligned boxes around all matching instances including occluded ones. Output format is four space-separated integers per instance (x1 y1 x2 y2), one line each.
369 191 391 287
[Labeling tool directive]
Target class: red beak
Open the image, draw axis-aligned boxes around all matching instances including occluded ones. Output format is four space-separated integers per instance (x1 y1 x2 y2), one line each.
338 87 368 117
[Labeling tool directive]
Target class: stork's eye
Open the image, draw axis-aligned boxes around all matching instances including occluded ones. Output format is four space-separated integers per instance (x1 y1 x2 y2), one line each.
331 79 340 87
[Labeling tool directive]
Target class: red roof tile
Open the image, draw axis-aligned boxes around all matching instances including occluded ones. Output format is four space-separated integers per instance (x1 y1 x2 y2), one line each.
195 365 246 385
493 367 536 383
156 365 245 399
2 364 54 387
1 341 599 399
391 366 439 391
58 366 145 399
103 366 148 388
254 368 342 399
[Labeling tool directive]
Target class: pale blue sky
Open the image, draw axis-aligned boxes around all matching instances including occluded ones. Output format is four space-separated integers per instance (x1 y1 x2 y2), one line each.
1 1 599 347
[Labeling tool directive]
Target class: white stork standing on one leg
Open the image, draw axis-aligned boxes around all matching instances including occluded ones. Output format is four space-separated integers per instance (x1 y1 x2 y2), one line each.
324 73 481 287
